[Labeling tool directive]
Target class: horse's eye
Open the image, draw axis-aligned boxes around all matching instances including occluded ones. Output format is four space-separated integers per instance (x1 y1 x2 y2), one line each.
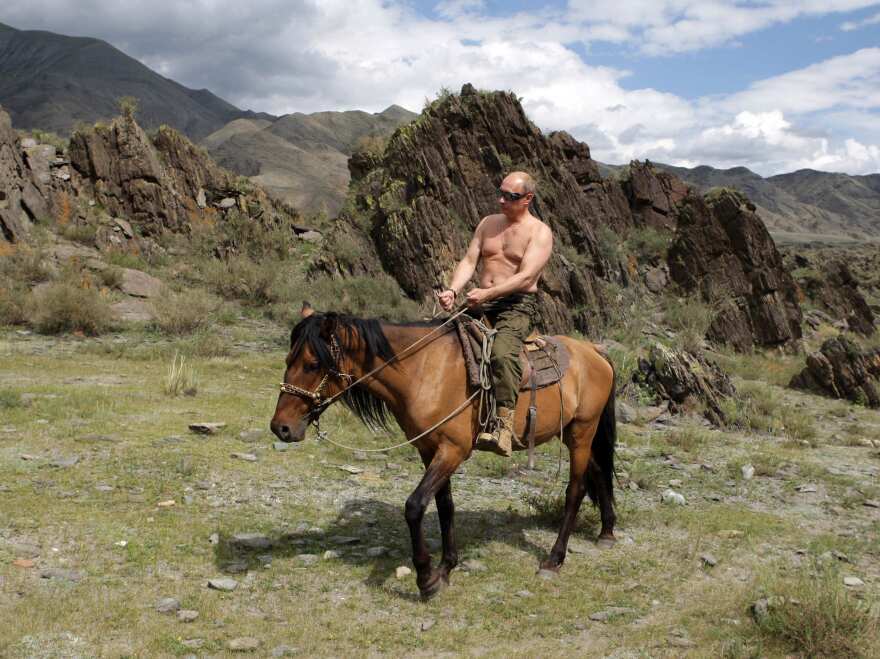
304 361 320 373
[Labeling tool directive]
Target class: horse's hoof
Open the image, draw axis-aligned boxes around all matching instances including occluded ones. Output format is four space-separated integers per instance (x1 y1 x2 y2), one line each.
419 572 448 601
537 568 558 580
597 536 617 550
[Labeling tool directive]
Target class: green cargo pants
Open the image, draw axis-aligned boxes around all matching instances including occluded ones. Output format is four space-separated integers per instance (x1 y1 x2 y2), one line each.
469 293 539 409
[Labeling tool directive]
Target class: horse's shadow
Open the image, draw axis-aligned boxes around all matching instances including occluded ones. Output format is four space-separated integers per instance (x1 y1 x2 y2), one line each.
212 498 599 595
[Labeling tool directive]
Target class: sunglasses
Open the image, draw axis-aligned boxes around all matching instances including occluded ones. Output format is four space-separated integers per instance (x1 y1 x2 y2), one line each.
498 188 528 202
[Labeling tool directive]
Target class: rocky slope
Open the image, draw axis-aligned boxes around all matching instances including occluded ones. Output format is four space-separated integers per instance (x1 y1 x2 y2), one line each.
203 106 417 215
314 85 817 351
0 22 264 140
648 162 880 239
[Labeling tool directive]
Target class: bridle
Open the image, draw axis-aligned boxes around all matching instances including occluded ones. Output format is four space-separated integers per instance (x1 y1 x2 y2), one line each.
279 334 353 406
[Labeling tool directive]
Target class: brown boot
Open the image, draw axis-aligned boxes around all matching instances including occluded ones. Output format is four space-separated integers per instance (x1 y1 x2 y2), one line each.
475 406 515 457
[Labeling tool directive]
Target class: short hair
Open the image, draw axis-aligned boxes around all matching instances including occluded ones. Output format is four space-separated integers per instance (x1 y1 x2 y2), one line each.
508 171 536 195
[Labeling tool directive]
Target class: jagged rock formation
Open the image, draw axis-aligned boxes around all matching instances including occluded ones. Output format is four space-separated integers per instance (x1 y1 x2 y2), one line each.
668 189 803 351
630 342 737 425
784 253 875 336
0 105 51 242
316 85 804 353
316 85 683 334
790 336 880 407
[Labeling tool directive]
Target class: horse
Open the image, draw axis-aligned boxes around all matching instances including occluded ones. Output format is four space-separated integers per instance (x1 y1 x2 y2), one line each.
270 311 617 600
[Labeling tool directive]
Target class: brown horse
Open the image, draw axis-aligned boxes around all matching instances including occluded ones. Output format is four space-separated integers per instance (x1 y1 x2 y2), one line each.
270 312 616 600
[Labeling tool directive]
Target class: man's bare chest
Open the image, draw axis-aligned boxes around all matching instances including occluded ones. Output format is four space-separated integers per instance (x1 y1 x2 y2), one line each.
482 224 533 261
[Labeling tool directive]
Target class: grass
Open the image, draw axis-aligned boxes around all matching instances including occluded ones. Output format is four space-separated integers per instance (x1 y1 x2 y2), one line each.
150 288 219 335
163 352 198 397
0 323 877 657
28 280 114 335
750 563 877 657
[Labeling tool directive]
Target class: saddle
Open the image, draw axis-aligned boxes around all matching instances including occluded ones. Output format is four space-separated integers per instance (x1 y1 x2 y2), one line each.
454 317 571 455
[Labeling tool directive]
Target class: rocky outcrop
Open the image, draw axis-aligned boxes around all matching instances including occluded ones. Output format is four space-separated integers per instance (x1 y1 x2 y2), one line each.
68 114 237 235
620 160 689 230
785 253 875 336
316 85 676 334
0 106 49 242
790 336 880 407
630 342 737 425
668 189 803 351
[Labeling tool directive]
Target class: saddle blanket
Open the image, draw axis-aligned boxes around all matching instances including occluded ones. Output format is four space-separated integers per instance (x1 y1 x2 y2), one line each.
455 318 571 390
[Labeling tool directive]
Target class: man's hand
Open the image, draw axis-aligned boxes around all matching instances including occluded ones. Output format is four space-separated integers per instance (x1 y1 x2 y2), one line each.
437 288 456 312
466 287 492 308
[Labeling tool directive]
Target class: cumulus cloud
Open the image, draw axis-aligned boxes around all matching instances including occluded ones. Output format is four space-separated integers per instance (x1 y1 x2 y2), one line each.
1 0 879 174
841 10 880 29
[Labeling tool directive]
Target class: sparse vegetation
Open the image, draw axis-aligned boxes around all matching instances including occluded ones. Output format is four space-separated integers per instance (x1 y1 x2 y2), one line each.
751 564 877 658
150 288 218 335
28 280 113 335
663 295 714 351
163 352 198 396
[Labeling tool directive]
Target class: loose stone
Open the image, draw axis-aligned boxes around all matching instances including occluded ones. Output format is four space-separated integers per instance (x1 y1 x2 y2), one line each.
395 566 412 579
177 610 199 623
228 637 261 652
741 464 755 480
461 559 487 572
231 533 273 550
156 597 181 613
700 553 718 567
231 452 258 462
297 554 319 566
189 422 226 435
207 577 238 591
843 576 865 587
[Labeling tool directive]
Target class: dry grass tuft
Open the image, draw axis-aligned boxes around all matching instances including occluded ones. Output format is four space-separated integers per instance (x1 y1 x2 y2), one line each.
751 565 877 658
29 281 113 335
150 288 218 335
163 352 198 397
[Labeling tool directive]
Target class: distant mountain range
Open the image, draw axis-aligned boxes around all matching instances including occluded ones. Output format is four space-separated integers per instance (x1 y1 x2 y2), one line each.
1 21 876 233
202 105 417 215
0 21 268 140
600 162 880 240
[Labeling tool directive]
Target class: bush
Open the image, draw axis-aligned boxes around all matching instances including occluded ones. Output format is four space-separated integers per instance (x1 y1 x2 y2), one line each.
29 281 113 335
0 283 30 325
204 255 279 304
752 565 876 658
150 289 218 335
97 266 124 290
0 389 24 409
625 226 671 261
663 296 714 351
61 223 98 247
0 245 52 284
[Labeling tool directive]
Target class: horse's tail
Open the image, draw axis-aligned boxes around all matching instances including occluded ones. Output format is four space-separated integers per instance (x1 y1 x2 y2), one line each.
585 363 616 505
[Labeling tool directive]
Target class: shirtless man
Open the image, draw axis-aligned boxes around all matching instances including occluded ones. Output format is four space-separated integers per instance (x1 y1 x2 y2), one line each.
437 171 554 456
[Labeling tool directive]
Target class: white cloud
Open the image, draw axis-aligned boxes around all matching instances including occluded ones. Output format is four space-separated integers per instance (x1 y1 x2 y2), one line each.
1 0 879 174
841 10 880 29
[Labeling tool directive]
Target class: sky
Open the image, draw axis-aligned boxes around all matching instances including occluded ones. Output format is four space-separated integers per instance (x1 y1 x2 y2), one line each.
3 0 880 175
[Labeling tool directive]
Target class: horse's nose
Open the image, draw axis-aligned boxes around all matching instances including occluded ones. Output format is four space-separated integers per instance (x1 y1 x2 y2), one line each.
270 420 290 441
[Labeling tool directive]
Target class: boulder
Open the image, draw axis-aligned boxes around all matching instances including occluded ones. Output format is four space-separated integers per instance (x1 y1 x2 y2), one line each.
631 342 736 425
789 336 880 407
788 256 875 336
119 268 164 298
668 189 802 351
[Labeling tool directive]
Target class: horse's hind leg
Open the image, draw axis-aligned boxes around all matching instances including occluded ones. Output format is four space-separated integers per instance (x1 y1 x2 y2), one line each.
406 444 463 600
587 458 616 548
539 420 596 573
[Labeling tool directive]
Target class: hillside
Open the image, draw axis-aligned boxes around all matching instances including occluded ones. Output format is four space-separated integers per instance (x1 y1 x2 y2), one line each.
0 22 262 140
643 163 880 240
203 106 417 215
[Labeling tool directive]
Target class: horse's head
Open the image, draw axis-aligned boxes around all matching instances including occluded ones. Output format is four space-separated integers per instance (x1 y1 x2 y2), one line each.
270 314 343 443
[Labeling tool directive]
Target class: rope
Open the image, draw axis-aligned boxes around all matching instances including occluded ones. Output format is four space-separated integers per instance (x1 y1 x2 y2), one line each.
315 389 481 452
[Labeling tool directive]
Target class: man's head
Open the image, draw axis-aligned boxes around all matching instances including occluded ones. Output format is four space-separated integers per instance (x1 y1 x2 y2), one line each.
498 171 535 218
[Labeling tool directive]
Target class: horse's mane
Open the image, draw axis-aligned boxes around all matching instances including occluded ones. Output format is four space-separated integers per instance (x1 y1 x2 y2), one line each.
289 313 410 433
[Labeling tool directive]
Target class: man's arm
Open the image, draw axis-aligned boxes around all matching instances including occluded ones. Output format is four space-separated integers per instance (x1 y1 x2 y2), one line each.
437 219 484 311
483 224 553 300
447 219 484 293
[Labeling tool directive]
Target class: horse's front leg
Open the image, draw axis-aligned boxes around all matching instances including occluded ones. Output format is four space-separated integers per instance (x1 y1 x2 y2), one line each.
435 479 458 578
405 444 462 600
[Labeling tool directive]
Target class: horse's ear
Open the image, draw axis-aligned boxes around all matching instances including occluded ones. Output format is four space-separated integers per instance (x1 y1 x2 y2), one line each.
319 314 338 340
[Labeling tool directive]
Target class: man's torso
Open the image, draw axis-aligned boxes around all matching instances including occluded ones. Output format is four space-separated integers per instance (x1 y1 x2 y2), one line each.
478 213 546 293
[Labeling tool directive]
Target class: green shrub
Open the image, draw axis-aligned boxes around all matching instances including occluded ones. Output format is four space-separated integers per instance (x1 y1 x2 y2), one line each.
0 389 24 409
204 255 279 304
0 246 52 284
150 289 218 335
663 296 714 351
29 282 113 335
61 223 98 247
97 266 124 290
0 283 30 325
751 564 876 658
625 226 671 261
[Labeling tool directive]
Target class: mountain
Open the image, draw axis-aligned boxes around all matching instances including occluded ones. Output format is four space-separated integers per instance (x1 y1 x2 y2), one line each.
631 162 880 240
203 105 418 215
0 22 264 140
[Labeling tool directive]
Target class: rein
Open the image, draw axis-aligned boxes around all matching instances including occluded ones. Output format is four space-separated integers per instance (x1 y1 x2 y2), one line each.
279 305 496 451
